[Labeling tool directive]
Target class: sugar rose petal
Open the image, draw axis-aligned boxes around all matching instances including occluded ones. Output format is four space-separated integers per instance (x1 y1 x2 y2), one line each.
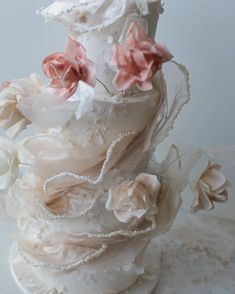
0 74 43 138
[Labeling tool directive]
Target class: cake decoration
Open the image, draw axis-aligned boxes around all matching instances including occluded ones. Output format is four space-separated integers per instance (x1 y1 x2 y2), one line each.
0 1 234 293
42 37 97 98
191 161 230 213
111 22 173 91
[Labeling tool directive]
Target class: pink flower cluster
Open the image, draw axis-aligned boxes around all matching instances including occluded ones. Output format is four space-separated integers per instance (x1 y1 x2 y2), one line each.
42 22 172 97
111 22 173 91
43 37 97 99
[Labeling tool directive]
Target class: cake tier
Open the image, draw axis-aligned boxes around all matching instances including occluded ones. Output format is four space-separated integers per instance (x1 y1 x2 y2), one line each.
41 0 162 92
6 140 187 294
10 241 160 294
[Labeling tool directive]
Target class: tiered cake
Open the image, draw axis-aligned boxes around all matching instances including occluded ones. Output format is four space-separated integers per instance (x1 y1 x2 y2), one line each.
0 1 230 293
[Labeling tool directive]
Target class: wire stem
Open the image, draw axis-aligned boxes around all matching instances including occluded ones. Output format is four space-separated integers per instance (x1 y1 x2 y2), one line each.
96 79 113 97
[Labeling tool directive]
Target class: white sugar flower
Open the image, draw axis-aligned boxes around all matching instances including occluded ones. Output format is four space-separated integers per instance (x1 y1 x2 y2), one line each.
0 138 19 190
106 173 161 223
191 161 230 213
0 74 43 138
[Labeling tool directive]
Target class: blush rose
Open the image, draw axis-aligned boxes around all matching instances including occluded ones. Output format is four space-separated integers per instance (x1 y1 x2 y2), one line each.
43 37 97 99
111 22 173 91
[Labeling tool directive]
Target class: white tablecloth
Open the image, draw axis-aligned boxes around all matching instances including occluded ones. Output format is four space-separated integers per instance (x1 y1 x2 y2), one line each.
153 212 235 294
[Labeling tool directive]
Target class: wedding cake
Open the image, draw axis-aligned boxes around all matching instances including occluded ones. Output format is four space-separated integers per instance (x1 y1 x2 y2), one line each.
0 1 231 293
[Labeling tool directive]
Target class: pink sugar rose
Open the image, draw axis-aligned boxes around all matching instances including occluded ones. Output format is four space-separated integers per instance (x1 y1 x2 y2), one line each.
111 22 173 91
43 37 97 99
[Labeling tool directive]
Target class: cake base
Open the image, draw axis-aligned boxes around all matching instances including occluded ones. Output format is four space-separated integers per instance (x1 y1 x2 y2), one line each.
10 242 160 294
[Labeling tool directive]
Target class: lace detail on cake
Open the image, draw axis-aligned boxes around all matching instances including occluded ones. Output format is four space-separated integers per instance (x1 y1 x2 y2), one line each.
39 0 162 33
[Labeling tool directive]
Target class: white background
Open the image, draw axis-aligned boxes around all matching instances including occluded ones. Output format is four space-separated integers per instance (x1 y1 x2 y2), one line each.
0 0 234 221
